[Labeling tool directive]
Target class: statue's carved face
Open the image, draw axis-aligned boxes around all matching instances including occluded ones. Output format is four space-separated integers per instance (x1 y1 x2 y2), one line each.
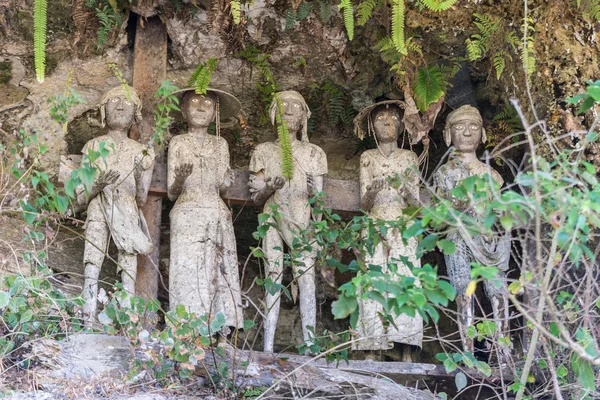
105 95 136 130
280 97 305 132
372 107 402 143
450 119 482 153
183 92 217 128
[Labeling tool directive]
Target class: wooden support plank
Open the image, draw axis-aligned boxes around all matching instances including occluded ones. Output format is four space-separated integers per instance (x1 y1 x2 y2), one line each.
132 16 168 302
61 157 362 213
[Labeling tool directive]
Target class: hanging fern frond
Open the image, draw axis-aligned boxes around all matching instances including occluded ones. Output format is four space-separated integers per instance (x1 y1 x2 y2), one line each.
338 0 354 40
322 82 345 125
274 94 294 179
95 5 122 50
374 36 401 64
414 65 452 112
356 0 379 26
107 0 118 12
230 0 241 24
420 0 457 12
519 19 536 81
188 58 218 95
34 0 47 83
493 51 506 80
391 0 407 55
319 1 333 23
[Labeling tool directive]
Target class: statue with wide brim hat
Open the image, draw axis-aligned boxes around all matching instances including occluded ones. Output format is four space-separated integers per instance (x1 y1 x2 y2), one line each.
351 99 423 359
167 86 244 335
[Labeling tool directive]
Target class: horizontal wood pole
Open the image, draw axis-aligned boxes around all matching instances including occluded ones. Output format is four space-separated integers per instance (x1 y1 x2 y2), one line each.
60 157 362 213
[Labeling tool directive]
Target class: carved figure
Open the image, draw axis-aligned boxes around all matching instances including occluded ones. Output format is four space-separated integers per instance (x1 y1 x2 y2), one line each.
432 105 510 355
353 100 423 357
168 88 243 331
80 86 155 326
248 91 327 352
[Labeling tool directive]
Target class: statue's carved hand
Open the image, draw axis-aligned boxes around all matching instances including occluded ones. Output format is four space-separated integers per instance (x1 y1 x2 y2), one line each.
95 170 120 190
248 175 266 193
175 163 193 182
307 174 317 194
222 169 235 189
367 177 386 194
266 176 286 191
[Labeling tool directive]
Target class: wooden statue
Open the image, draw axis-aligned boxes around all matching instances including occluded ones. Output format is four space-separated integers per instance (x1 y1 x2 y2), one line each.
167 88 244 331
248 90 328 352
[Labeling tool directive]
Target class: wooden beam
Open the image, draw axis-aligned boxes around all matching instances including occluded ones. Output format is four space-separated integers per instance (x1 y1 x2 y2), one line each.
62 157 363 213
131 16 168 302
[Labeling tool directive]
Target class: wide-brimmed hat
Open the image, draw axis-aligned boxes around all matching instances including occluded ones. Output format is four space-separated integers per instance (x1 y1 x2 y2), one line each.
353 100 406 140
173 87 242 120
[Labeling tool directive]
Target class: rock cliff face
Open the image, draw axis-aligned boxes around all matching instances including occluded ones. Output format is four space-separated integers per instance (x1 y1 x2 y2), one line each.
0 0 598 354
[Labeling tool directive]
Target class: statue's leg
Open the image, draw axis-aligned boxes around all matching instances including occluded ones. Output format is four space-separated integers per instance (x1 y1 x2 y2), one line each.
119 252 138 300
262 226 284 353
82 220 110 327
295 247 317 345
445 249 474 353
484 273 511 362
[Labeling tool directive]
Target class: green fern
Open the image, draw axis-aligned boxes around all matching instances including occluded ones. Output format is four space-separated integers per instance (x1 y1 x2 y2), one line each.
414 64 451 112
285 9 298 31
34 0 47 83
188 58 218 95
338 0 354 40
230 0 241 24
575 0 600 21
493 51 506 80
319 1 333 23
391 0 407 55
356 0 379 26
274 94 294 179
107 0 118 12
323 82 345 125
420 0 457 12
465 13 499 62
95 4 122 50
519 19 536 81
285 3 312 31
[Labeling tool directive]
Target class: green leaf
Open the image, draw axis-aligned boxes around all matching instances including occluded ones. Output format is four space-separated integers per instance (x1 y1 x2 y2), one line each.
210 312 227 333
443 358 457 373
455 371 467 391
587 83 600 101
414 65 445 112
556 364 568 378
417 234 438 256
0 292 10 308
499 215 513 230
243 320 256 330
437 239 456 255
332 295 357 319
20 309 33 324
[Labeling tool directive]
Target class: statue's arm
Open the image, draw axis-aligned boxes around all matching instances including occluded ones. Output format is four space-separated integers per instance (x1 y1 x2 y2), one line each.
76 143 119 207
248 171 284 205
403 156 421 207
135 146 156 207
218 139 234 194
167 141 192 202
359 153 381 211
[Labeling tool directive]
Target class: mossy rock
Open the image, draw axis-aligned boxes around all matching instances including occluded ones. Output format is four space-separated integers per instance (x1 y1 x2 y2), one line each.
0 61 12 85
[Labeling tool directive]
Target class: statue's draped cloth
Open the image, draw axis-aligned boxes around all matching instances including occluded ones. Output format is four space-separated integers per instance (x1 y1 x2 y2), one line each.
168 134 243 328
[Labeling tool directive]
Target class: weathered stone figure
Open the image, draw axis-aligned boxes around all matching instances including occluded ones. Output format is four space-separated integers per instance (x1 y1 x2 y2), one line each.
353 100 423 357
79 86 155 326
433 105 510 354
168 88 243 331
248 90 327 352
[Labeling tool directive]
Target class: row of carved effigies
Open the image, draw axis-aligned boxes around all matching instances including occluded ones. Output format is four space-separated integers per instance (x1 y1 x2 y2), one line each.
78 85 510 358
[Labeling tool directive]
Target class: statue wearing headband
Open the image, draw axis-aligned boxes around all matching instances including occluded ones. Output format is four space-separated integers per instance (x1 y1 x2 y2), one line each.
78 85 155 327
168 88 244 333
433 105 510 357
248 90 328 352
352 100 423 359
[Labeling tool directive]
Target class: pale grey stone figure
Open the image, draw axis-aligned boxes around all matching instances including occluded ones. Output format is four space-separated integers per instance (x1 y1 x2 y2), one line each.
79 86 155 326
248 91 327 353
432 105 510 355
167 88 244 330
353 101 423 357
